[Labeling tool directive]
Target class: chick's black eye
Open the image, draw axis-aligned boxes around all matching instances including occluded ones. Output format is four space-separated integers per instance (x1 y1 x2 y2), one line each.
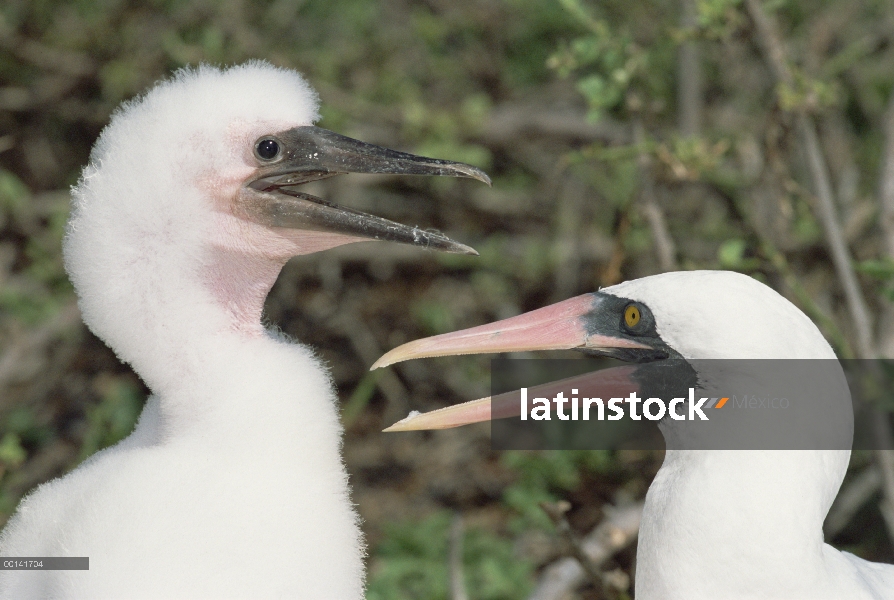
255 138 280 161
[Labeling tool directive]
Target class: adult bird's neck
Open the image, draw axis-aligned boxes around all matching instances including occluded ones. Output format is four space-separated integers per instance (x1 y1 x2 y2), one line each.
636 449 849 598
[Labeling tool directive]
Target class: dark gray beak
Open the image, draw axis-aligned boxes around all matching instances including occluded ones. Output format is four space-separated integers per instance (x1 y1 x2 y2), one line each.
241 126 490 254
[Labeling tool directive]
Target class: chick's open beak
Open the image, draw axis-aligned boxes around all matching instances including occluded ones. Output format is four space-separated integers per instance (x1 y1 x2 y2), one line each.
242 126 490 254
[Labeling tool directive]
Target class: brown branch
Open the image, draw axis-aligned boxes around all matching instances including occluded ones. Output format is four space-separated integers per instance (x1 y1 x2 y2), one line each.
482 104 630 147
743 0 794 86
797 119 875 358
551 173 587 301
449 513 469 600
877 93 894 358
634 120 678 271
677 0 703 136
540 501 606 590
527 501 642 600
881 93 894 258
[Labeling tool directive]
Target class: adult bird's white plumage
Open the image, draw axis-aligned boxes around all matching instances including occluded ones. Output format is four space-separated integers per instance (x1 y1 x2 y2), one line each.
0 62 488 599
373 270 894 599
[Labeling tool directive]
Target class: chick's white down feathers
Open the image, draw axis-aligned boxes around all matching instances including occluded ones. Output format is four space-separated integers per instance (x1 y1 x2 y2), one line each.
0 63 366 599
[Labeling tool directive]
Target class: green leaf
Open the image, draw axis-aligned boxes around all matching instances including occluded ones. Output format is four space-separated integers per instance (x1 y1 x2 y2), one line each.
0 434 26 468
367 512 533 600
856 259 894 281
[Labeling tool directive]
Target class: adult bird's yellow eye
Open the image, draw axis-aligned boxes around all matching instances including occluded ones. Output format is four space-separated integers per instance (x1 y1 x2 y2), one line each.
624 305 640 328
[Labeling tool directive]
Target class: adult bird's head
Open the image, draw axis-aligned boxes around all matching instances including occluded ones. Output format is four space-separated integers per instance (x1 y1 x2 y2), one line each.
375 271 856 600
64 62 488 390
373 270 842 431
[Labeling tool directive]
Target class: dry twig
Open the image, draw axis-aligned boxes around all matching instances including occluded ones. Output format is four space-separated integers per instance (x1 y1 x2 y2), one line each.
332 306 410 426
449 512 469 600
540 501 606 591
677 0 703 136
634 120 678 271
527 501 643 600
876 93 894 358
482 104 629 147
880 93 894 258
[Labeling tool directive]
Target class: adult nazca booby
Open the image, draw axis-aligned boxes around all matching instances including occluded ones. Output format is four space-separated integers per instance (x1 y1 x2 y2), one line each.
0 62 489 599
373 270 894 599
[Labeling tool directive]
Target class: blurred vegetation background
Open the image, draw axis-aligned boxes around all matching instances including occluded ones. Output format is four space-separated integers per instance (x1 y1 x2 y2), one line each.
3 0 894 598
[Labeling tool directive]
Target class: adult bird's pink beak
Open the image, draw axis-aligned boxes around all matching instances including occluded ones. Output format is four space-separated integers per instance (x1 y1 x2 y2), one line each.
372 292 664 431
